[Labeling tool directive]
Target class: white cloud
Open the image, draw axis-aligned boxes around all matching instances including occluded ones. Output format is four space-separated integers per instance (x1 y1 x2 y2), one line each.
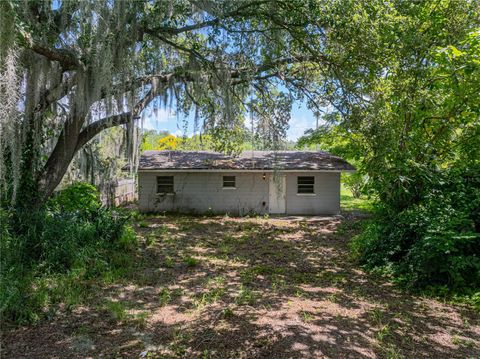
142 108 175 130
287 116 315 141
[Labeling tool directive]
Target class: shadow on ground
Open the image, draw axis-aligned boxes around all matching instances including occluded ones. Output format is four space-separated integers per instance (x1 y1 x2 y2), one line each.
3 214 480 358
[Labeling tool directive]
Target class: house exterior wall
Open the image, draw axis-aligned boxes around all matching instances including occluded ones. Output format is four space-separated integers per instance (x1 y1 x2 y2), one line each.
138 171 269 215
138 171 341 215
285 172 340 215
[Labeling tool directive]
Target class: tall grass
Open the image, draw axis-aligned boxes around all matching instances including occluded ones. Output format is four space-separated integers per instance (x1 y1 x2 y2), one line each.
0 183 137 324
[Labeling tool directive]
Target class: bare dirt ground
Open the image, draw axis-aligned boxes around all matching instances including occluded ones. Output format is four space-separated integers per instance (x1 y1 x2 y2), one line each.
3 214 480 358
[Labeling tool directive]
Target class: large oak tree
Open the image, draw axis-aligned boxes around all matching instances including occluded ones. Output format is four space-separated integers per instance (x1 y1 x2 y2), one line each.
0 0 333 206
1 0 479 210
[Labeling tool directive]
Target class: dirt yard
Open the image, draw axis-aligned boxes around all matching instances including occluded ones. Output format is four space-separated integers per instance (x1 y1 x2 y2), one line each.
3 214 480 358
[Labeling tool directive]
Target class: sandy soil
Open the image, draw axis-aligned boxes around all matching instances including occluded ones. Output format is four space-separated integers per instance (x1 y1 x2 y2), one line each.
3 214 479 358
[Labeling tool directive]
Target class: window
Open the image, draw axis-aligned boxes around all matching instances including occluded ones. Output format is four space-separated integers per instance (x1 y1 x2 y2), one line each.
157 176 174 194
297 176 314 194
223 175 236 188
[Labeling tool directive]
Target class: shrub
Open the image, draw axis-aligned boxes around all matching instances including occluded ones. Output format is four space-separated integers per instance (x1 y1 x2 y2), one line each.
351 165 480 293
48 182 101 214
342 172 365 199
38 209 130 273
184 256 199 267
0 184 136 324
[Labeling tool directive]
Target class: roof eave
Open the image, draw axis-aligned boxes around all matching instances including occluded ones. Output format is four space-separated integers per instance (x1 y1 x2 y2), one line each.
137 168 355 173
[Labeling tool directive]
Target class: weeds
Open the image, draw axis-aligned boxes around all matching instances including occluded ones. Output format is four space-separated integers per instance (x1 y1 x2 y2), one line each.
222 306 234 319
163 256 175 268
192 276 226 310
376 324 392 342
235 286 257 306
132 311 149 329
383 345 404 359
103 300 149 328
452 335 475 348
104 300 129 322
138 220 149 228
184 256 199 267
0 183 136 325
326 293 339 303
159 288 172 306
368 307 384 325
300 311 314 322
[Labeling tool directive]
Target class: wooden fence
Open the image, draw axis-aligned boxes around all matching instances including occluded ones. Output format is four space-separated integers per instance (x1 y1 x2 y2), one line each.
101 178 137 207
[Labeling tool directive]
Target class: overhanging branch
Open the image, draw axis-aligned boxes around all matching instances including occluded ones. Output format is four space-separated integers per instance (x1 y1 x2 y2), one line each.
77 53 326 148
30 43 80 70
76 112 132 151
145 0 268 35
76 88 156 150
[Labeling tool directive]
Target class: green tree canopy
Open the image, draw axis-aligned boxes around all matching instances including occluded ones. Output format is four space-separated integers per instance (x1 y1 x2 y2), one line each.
1 0 336 205
1 0 479 208
297 1 479 207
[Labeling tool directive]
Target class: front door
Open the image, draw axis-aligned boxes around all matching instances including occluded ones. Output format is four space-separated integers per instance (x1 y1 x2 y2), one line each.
269 174 286 214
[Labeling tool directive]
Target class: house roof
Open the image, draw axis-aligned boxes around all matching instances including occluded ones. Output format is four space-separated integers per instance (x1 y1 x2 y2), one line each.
137 150 355 172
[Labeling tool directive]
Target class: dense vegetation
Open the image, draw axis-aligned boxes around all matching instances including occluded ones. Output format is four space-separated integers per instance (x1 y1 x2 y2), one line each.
141 129 296 151
0 183 136 323
1 0 479 324
141 131 217 151
298 2 480 303
351 167 480 306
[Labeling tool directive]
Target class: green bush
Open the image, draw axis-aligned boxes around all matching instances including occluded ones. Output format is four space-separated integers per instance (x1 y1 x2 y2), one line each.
0 184 137 324
351 166 480 293
38 209 130 272
342 172 365 199
48 182 101 214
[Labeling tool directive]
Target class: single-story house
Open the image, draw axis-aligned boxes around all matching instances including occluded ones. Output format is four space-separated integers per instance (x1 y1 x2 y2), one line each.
137 150 355 215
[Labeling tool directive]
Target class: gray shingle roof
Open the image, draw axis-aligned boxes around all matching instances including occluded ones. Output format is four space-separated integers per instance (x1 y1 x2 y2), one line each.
138 150 355 171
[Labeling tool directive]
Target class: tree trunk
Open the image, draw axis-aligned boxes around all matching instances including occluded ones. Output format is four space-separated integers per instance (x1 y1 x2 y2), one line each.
36 114 84 203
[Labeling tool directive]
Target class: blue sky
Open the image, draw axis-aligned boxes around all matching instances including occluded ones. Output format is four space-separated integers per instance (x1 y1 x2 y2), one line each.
51 0 319 141
142 100 318 141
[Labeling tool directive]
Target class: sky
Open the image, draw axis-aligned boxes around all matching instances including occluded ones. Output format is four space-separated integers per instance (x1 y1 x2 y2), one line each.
50 0 319 141
141 100 318 142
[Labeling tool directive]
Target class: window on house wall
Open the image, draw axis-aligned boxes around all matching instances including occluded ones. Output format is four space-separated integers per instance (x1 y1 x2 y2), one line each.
297 176 315 194
157 176 174 194
223 175 236 188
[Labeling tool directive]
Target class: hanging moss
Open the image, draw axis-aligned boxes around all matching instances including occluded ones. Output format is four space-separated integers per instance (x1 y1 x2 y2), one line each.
1 0 302 206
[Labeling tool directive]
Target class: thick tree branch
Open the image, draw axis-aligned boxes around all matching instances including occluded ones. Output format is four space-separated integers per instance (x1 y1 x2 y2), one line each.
76 89 157 150
76 53 325 164
76 112 133 151
148 55 321 85
102 53 322 104
147 1 268 35
29 43 80 70
44 73 77 105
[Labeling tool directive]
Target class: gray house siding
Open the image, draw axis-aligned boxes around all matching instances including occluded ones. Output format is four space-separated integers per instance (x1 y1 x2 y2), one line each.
139 171 341 215
285 172 340 215
138 171 269 215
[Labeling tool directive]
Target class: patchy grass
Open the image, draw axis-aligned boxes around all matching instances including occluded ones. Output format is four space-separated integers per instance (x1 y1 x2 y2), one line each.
103 300 129 322
3 213 479 358
183 256 199 267
340 183 375 212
